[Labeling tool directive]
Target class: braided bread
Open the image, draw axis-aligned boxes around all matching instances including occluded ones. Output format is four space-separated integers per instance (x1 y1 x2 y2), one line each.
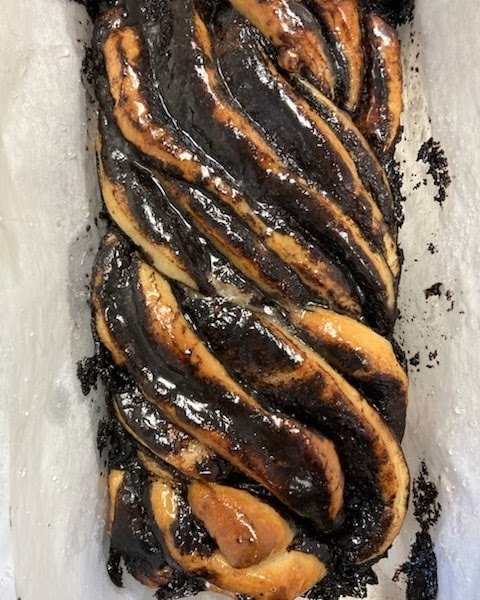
88 1 409 597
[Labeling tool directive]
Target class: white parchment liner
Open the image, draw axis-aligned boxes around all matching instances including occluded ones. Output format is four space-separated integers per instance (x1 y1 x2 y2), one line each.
1 0 479 598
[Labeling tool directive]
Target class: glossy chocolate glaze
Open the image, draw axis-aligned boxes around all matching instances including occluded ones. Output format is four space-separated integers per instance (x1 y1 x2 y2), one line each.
99 110 259 299
360 15 400 156
159 176 318 306
214 10 384 252
94 12 361 314
94 233 343 530
107 437 216 589
291 74 397 229
113 386 234 481
302 0 353 108
294 324 407 438
176 290 404 558
137 0 395 329
178 290 406 437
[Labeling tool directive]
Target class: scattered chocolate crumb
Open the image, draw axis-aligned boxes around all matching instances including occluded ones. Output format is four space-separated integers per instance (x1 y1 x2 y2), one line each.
445 290 455 312
307 558 377 600
424 283 443 300
394 462 440 600
396 531 438 600
76 354 100 395
417 138 451 205
413 463 441 528
427 243 438 255
409 352 420 367
386 157 407 228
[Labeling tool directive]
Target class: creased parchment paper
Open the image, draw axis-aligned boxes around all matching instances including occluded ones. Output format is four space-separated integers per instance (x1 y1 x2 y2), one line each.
1 0 479 598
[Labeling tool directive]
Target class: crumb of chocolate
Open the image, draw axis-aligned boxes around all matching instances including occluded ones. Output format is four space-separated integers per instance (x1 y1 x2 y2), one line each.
424 283 443 300
395 532 438 600
446 290 455 311
417 138 451 205
409 352 420 367
413 463 441 528
308 559 377 600
394 462 440 600
386 158 407 228
77 355 100 395
427 243 438 255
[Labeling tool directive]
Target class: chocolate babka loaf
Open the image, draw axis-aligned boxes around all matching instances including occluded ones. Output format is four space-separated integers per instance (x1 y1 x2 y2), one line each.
87 1 409 597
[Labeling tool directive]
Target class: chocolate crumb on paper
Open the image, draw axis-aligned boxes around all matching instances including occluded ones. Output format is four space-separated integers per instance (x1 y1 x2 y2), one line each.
424 283 443 300
417 138 452 206
77 354 100 396
409 352 420 368
306 559 377 600
394 462 440 600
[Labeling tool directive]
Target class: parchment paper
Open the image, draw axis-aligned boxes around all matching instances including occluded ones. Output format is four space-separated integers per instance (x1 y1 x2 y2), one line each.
1 0 479 598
